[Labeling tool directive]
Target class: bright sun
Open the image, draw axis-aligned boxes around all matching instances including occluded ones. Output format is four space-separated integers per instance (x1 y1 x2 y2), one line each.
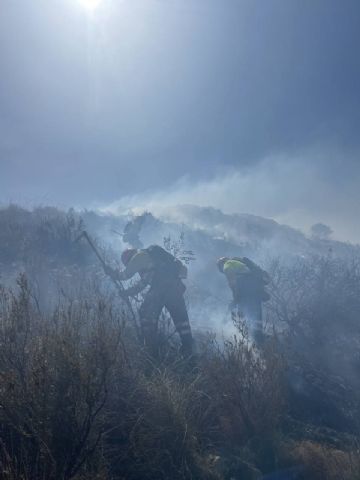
79 0 103 11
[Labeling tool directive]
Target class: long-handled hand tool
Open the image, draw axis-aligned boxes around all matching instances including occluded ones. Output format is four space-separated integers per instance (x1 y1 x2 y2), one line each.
76 230 138 330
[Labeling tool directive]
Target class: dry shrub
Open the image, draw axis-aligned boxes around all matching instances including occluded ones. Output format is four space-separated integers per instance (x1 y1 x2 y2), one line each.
267 255 360 434
104 356 218 480
201 319 284 444
0 275 124 480
2 269 357 480
268 255 360 384
197 317 285 477
0 276 219 480
0 206 85 268
291 440 360 480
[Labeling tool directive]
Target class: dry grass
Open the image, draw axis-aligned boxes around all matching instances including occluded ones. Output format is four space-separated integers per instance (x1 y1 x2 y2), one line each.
290 440 360 480
0 206 360 479
0 275 123 479
0 275 290 479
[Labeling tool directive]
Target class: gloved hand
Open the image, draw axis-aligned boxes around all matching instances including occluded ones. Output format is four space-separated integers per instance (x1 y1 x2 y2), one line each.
103 265 119 281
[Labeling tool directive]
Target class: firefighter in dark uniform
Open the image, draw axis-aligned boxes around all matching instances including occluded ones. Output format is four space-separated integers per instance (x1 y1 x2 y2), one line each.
107 246 193 356
217 256 270 344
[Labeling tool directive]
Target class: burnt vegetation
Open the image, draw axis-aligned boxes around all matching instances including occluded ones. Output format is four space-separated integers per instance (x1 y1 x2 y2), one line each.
0 206 359 479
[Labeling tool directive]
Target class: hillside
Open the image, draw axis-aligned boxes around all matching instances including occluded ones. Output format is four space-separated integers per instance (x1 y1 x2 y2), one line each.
0 204 359 479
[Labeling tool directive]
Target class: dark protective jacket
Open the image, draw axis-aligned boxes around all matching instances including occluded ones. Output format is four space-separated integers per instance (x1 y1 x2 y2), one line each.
118 246 192 355
223 257 270 303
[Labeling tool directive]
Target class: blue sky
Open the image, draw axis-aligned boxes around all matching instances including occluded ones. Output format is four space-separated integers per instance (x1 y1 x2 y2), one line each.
0 0 359 239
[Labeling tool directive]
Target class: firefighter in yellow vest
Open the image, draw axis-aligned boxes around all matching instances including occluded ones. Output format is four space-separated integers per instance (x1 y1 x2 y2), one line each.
217 256 270 343
106 245 193 356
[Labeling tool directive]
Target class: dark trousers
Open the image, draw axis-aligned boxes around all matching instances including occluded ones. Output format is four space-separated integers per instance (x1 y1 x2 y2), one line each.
231 297 264 344
139 281 193 355
231 276 264 342
232 297 262 323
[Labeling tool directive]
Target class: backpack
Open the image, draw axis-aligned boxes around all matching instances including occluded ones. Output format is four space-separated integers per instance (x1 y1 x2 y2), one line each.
233 257 270 284
233 256 271 301
145 245 183 278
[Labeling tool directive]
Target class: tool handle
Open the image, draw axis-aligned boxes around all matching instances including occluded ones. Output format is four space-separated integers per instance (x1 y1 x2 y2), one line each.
82 231 107 268
80 231 139 329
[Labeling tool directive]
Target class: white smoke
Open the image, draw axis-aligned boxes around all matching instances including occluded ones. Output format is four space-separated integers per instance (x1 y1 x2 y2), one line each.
99 153 360 244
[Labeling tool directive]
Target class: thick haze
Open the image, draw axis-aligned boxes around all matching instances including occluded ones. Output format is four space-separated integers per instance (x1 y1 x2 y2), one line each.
1 0 360 240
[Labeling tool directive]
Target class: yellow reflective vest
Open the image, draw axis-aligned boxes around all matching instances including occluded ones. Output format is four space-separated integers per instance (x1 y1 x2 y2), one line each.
223 259 251 289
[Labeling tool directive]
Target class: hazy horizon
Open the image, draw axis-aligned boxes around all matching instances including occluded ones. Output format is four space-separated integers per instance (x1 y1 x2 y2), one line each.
1 0 359 241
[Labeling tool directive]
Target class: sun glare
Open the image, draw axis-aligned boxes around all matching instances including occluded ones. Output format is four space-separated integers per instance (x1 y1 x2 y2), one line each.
79 0 103 11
